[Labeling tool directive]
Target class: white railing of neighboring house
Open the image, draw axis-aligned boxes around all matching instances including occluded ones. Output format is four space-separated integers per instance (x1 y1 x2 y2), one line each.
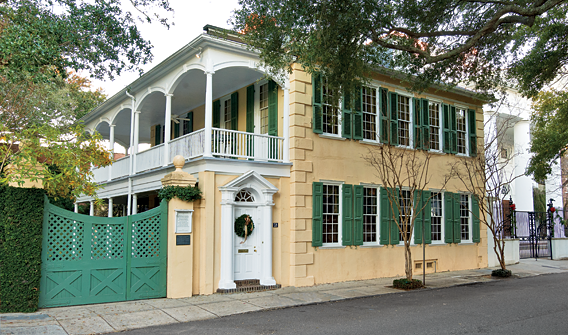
212 128 284 162
92 165 110 182
136 144 164 174
110 156 130 179
169 129 205 163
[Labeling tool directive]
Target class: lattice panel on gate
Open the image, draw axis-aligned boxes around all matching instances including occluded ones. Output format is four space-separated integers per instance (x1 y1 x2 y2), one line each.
91 223 125 260
131 213 162 258
46 212 84 261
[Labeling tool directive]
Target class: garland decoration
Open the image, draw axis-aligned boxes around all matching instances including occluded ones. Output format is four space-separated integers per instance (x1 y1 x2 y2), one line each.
157 185 202 202
234 214 254 243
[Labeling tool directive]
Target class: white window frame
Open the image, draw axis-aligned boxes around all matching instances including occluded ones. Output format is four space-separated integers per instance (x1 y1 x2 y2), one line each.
428 100 443 152
394 90 414 148
362 185 380 246
459 193 473 243
321 180 343 247
398 188 414 245
361 85 380 142
220 95 232 130
321 79 342 137
255 79 269 135
430 191 445 244
455 105 469 156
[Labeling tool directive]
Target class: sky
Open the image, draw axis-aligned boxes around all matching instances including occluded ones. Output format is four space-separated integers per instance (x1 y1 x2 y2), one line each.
91 0 240 97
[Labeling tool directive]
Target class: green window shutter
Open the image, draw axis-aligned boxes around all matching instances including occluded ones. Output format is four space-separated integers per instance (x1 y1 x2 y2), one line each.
421 99 430 150
450 105 457 154
468 109 477 157
422 190 432 244
341 91 352 139
472 195 481 243
442 104 450 153
231 92 239 131
379 88 389 144
342 184 354 246
379 187 390 245
173 121 180 139
213 100 221 128
389 92 399 146
413 98 422 150
444 192 454 243
246 85 255 133
390 188 400 245
312 182 324 247
453 194 462 243
353 185 364 246
414 190 423 244
155 124 161 145
312 74 323 134
187 112 194 133
353 87 363 140
268 80 278 136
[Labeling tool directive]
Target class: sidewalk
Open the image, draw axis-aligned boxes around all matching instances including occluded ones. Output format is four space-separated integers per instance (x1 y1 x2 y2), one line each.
2 258 568 335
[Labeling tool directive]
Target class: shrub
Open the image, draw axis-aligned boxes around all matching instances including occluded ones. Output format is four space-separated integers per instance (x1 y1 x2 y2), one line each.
0 185 45 312
393 278 424 289
157 185 202 202
491 269 512 277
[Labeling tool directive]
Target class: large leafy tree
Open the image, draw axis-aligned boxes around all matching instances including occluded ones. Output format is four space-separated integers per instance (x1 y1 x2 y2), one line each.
0 0 172 199
232 0 567 96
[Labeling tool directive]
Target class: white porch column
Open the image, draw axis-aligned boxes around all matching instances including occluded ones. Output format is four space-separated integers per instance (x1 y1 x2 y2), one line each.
218 188 237 290
164 94 173 166
108 125 115 181
89 201 94 216
132 194 138 215
204 71 214 157
129 108 135 176
283 83 290 163
108 198 113 217
513 120 534 211
133 111 141 173
260 190 277 286
74 203 78 213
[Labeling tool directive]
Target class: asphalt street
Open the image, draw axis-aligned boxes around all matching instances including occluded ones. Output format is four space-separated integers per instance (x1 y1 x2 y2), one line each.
115 273 568 335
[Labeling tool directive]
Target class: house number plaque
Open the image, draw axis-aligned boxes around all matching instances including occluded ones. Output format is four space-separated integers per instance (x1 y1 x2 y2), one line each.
175 209 193 234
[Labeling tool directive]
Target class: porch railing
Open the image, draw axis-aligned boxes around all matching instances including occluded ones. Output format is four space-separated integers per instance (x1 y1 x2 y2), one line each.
169 129 205 162
212 128 284 162
110 156 130 179
136 144 164 174
92 165 110 182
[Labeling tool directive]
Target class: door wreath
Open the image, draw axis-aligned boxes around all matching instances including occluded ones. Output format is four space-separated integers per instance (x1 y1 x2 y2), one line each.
234 214 254 243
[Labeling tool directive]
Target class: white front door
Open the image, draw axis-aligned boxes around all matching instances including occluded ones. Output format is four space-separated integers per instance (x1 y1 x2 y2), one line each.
233 206 261 280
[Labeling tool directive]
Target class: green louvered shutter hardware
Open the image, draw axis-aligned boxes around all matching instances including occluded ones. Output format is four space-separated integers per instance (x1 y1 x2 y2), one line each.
342 90 353 139
353 86 363 140
444 192 454 243
389 92 398 146
379 88 389 144
342 184 354 246
413 98 422 150
422 190 432 244
312 182 324 247
421 99 430 150
231 92 239 131
414 190 423 244
443 104 450 153
468 109 477 157
353 185 364 246
246 85 255 133
173 121 179 139
268 80 278 136
312 73 323 134
450 105 458 154
390 188 400 245
472 195 481 243
155 124 161 145
453 193 461 243
379 187 390 245
213 100 221 128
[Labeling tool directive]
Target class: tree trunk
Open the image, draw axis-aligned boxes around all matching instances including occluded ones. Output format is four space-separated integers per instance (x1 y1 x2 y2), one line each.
405 244 413 280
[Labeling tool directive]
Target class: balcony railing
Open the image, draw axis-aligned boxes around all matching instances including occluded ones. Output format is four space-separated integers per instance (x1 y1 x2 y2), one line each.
91 128 284 183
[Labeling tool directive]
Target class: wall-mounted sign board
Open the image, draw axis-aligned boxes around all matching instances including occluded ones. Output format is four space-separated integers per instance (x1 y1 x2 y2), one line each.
175 209 194 234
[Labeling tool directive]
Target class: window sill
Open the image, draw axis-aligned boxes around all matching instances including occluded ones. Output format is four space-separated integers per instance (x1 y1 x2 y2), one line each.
359 140 382 146
457 241 475 245
429 150 446 156
430 242 446 246
318 245 346 249
360 244 383 248
318 134 346 141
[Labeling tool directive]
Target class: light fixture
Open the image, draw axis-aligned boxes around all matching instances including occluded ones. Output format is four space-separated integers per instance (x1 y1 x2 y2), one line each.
195 47 203 58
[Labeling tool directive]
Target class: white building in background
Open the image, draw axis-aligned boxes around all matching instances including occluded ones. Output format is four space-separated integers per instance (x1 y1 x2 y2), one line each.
483 87 563 212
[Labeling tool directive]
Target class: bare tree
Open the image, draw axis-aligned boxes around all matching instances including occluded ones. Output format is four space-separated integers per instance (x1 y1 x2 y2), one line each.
450 109 523 272
365 144 450 281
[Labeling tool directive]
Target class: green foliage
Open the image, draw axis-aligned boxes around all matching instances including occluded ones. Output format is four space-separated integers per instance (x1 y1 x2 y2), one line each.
234 214 255 238
0 185 45 312
157 185 202 202
491 269 512 277
527 90 568 182
232 1 567 98
393 278 423 290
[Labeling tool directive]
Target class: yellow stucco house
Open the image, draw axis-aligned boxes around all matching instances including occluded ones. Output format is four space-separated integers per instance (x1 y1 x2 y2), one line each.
78 25 487 297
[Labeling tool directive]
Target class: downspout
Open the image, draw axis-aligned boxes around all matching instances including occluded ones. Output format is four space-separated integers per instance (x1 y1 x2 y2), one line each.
126 90 136 215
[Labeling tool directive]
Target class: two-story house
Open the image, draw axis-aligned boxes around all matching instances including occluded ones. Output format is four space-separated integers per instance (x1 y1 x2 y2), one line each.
78 25 488 295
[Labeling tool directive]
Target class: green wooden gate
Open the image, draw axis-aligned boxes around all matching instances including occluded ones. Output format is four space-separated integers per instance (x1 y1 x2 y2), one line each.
39 198 168 308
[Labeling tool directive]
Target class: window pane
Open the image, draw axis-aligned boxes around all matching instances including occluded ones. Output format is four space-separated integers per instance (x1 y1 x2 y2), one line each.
460 194 470 240
363 187 378 243
431 193 442 241
398 96 411 146
429 102 440 150
323 185 340 244
362 87 377 140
